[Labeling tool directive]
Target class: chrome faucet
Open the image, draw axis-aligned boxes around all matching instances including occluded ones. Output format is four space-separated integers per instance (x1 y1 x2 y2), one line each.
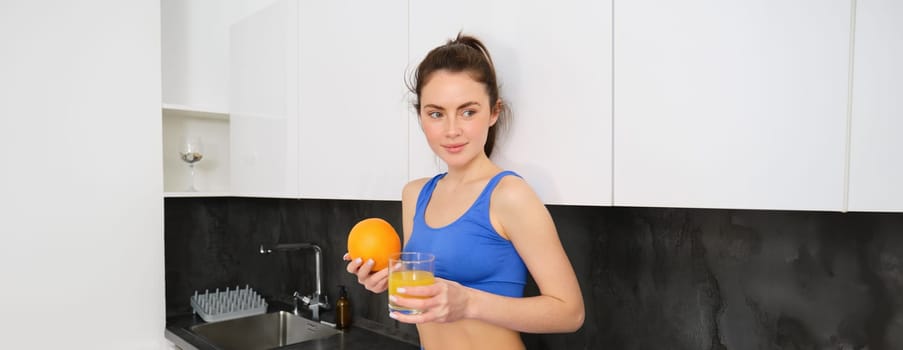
259 243 330 321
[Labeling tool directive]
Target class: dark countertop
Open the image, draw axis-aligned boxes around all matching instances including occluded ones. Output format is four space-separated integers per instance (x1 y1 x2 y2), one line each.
166 306 419 350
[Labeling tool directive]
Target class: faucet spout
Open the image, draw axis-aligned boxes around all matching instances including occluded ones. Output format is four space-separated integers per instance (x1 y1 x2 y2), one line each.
259 243 329 321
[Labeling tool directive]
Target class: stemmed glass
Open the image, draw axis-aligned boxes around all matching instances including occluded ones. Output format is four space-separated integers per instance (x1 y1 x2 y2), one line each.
179 137 204 192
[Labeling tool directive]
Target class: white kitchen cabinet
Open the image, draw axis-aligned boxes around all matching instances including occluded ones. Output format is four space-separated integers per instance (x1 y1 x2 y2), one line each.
161 0 233 196
162 0 282 113
162 0 282 196
613 0 852 211
230 0 408 199
409 0 613 206
161 0 230 113
848 0 903 212
295 0 408 201
230 0 299 197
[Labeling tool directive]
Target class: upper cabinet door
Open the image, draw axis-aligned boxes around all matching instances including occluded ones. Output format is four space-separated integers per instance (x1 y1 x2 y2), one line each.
613 0 852 211
229 0 299 197
230 0 407 199
296 0 408 201
161 0 230 113
409 0 613 206
848 0 903 212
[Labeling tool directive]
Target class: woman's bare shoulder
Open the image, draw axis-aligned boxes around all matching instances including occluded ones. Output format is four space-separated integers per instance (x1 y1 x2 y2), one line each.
402 177 431 202
493 173 540 205
491 173 552 239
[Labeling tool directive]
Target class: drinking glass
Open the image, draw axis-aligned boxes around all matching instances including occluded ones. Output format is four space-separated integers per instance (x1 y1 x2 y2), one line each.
179 137 204 192
388 252 435 315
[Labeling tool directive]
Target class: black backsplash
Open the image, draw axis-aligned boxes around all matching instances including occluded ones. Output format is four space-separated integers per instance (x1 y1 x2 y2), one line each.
165 198 903 349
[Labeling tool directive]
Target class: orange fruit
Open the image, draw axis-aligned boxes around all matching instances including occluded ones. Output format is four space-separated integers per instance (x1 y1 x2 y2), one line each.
347 218 401 271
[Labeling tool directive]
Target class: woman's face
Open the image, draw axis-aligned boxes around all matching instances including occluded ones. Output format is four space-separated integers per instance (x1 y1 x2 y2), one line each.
418 70 499 169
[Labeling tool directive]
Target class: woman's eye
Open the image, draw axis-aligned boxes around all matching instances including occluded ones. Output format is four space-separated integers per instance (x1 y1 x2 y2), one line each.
427 111 442 119
462 110 476 118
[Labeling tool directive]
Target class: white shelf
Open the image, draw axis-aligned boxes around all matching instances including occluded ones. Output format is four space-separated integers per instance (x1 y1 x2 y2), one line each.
162 108 231 193
164 192 233 198
162 104 229 120
162 192 308 199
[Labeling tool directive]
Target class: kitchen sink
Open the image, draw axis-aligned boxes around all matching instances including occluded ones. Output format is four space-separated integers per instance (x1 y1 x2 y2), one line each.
189 311 341 350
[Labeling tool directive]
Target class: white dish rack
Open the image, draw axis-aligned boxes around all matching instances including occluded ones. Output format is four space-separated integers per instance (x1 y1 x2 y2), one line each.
190 285 267 322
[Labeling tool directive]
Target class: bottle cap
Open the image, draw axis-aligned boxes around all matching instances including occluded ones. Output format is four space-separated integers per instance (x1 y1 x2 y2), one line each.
339 285 347 298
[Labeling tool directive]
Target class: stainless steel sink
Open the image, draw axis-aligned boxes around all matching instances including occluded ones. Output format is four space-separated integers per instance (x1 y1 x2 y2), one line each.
190 311 341 350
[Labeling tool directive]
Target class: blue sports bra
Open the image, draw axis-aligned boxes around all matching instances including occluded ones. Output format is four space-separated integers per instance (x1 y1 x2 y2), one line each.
404 171 528 297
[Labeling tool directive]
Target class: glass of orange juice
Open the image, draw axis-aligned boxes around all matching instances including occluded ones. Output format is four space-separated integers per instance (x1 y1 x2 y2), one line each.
388 252 435 315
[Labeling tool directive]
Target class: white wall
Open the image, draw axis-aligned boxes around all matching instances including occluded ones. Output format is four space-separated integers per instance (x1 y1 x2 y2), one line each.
0 1 165 349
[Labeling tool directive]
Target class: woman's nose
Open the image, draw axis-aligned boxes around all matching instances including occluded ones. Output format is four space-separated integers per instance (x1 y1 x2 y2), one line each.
444 118 461 137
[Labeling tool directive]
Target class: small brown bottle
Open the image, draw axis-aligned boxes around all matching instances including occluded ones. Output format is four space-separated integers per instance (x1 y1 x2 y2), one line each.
336 285 351 330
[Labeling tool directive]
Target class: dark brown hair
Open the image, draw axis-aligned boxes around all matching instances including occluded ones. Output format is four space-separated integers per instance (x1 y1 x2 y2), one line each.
408 33 508 157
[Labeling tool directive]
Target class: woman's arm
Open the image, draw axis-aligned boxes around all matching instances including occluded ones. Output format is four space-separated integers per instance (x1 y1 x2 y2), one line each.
390 176 585 333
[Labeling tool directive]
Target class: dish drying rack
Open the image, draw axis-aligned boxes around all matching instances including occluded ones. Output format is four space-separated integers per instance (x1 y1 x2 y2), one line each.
190 285 268 322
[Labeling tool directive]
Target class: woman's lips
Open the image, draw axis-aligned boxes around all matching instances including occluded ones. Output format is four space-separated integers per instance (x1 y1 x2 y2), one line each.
443 143 466 153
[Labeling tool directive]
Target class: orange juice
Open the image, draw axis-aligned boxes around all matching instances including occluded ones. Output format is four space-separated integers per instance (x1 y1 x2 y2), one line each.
388 270 435 314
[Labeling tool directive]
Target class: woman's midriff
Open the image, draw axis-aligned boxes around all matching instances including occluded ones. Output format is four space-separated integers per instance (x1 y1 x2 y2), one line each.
417 319 525 350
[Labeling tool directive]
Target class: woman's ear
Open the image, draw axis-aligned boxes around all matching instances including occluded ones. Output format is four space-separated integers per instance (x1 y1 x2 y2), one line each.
489 100 502 127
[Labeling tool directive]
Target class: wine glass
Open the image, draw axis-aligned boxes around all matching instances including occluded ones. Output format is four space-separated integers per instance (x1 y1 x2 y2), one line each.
179 137 204 192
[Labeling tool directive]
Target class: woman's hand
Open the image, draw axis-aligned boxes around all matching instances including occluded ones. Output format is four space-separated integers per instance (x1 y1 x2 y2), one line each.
344 253 389 293
388 278 472 324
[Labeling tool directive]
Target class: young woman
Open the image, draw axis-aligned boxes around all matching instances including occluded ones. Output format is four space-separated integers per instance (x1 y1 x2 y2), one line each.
345 33 584 350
